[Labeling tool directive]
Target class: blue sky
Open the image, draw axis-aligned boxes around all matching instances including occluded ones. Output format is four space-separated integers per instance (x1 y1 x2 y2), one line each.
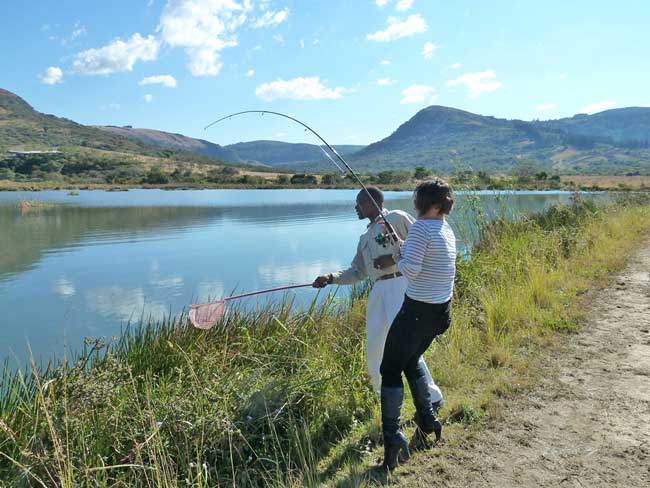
1 0 648 146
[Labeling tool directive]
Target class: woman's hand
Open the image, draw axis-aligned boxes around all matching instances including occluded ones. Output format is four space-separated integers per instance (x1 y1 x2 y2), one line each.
391 237 404 263
373 254 395 270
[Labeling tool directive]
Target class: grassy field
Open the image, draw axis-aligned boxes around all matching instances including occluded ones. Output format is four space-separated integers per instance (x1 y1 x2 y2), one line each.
561 174 650 189
1 195 650 487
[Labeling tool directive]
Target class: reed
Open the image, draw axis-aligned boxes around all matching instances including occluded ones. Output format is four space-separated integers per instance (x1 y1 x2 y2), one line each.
1 194 649 487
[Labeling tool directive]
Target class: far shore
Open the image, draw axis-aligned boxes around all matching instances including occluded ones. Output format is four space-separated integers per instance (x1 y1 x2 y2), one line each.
1 174 649 193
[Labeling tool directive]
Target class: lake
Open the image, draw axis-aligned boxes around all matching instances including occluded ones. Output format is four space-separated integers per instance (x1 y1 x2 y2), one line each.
0 189 607 365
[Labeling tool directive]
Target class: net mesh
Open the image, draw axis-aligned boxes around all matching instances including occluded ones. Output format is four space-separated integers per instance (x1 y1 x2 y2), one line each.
189 301 226 330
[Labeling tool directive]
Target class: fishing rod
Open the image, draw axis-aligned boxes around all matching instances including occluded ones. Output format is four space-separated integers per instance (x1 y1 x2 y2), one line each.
204 110 398 242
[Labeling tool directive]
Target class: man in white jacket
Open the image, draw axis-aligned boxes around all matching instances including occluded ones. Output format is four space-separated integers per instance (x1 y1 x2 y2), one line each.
313 187 443 408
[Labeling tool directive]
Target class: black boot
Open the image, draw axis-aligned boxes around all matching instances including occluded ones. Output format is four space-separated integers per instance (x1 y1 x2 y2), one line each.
380 386 410 470
408 361 442 444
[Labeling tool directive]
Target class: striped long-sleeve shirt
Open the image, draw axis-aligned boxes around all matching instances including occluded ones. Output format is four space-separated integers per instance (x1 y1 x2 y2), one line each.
394 218 456 304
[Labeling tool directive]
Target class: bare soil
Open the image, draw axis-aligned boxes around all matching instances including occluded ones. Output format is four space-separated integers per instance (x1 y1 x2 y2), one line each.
396 243 650 487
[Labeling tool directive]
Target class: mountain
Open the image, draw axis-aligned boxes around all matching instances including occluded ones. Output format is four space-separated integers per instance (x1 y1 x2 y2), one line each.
540 107 650 142
290 105 650 175
96 126 241 163
3 86 650 177
225 140 366 167
0 88 164 155
0 88 358 173
0 88 276 186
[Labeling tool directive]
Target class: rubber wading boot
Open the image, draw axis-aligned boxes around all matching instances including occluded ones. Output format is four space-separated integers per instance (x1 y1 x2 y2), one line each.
408 366 443 446
380 386 410 470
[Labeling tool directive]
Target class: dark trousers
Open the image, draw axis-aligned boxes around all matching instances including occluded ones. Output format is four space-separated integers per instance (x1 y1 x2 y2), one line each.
380 296 451 388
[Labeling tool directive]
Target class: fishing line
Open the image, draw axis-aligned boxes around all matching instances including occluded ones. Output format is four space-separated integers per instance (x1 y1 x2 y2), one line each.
205 110 397 241
318 145 346 175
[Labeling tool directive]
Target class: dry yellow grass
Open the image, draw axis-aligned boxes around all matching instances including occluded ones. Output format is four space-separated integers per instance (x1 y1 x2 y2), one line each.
551 147 578 162
561 175 650 189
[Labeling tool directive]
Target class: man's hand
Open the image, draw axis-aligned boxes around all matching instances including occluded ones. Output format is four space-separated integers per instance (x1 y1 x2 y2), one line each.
313 274 333 288
373 254 395 270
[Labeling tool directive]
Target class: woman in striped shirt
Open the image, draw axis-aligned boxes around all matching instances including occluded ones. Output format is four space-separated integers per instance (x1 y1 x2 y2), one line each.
376 178 456 470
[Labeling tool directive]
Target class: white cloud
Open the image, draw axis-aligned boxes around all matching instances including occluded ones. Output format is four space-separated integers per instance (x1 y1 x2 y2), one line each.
367 14 427 42
422 41 438 59
158 0 251 77
40 66 63 85
86 286 168 322
537 103 556 111
558 73 568 81
54 277 75 297
299 39 305 48
71 22 87 40
376 78 397 86
396 0 414 11
73 33 159 75
375 0 390 6
580 100 617 114
139 74 177 87
380 59 391 65
451 62 462 69
101 102 121 111
256 77 344 101
144 94 153 103
401 84 436 104
252 8 289 28
273 34 285 44
196 280 224 302
312 38 320 45
246 68 255 77
258 261 343 284
446 70 502 98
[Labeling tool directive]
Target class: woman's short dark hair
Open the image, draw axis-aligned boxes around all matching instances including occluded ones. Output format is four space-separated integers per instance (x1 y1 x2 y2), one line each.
414 178 454 215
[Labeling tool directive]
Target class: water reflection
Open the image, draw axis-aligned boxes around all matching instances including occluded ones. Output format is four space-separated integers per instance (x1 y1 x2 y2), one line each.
0 189 608 365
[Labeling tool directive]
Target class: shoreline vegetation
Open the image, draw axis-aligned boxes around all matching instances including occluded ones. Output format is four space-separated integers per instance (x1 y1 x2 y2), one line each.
1 195 650 486
1 174 650 193
2 151 650 192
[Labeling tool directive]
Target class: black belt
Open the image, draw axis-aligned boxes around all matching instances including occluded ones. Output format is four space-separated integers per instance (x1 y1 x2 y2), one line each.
377 272 403 281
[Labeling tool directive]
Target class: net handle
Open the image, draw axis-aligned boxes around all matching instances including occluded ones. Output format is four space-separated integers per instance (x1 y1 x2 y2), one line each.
192 283 314 308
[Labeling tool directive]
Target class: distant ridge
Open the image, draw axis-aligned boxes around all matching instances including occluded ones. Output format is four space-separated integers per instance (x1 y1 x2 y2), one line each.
97 126 241 163
292 105 650 175
225 140 366 167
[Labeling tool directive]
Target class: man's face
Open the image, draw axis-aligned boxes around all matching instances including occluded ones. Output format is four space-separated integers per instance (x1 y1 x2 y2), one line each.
355 193 374 220
355 195 366 220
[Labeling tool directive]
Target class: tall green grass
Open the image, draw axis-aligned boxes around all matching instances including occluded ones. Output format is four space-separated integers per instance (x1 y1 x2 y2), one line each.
1 194 650 487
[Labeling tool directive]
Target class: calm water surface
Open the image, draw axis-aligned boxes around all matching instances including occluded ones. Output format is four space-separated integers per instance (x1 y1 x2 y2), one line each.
0 189 607 365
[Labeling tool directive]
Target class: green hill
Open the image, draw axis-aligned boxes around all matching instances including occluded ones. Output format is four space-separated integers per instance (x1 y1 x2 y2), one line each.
96 126 242 163
287 105 650 175
542 107 650 142
0 88 163 155
225 140 365 166
0 88 358 168
0 88 275 186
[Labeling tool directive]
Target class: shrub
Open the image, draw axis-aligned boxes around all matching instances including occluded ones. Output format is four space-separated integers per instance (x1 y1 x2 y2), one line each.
144 166 170 184
290 173 318 185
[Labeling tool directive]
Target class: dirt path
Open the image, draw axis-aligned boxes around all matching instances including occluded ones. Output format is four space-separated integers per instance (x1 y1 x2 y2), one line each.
392 243 650 487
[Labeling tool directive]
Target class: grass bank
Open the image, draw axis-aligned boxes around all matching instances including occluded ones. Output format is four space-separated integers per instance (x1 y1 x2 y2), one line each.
1 195 650 487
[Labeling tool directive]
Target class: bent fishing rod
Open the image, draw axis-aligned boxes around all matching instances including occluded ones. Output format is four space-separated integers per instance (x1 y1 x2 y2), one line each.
204 110 398 242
